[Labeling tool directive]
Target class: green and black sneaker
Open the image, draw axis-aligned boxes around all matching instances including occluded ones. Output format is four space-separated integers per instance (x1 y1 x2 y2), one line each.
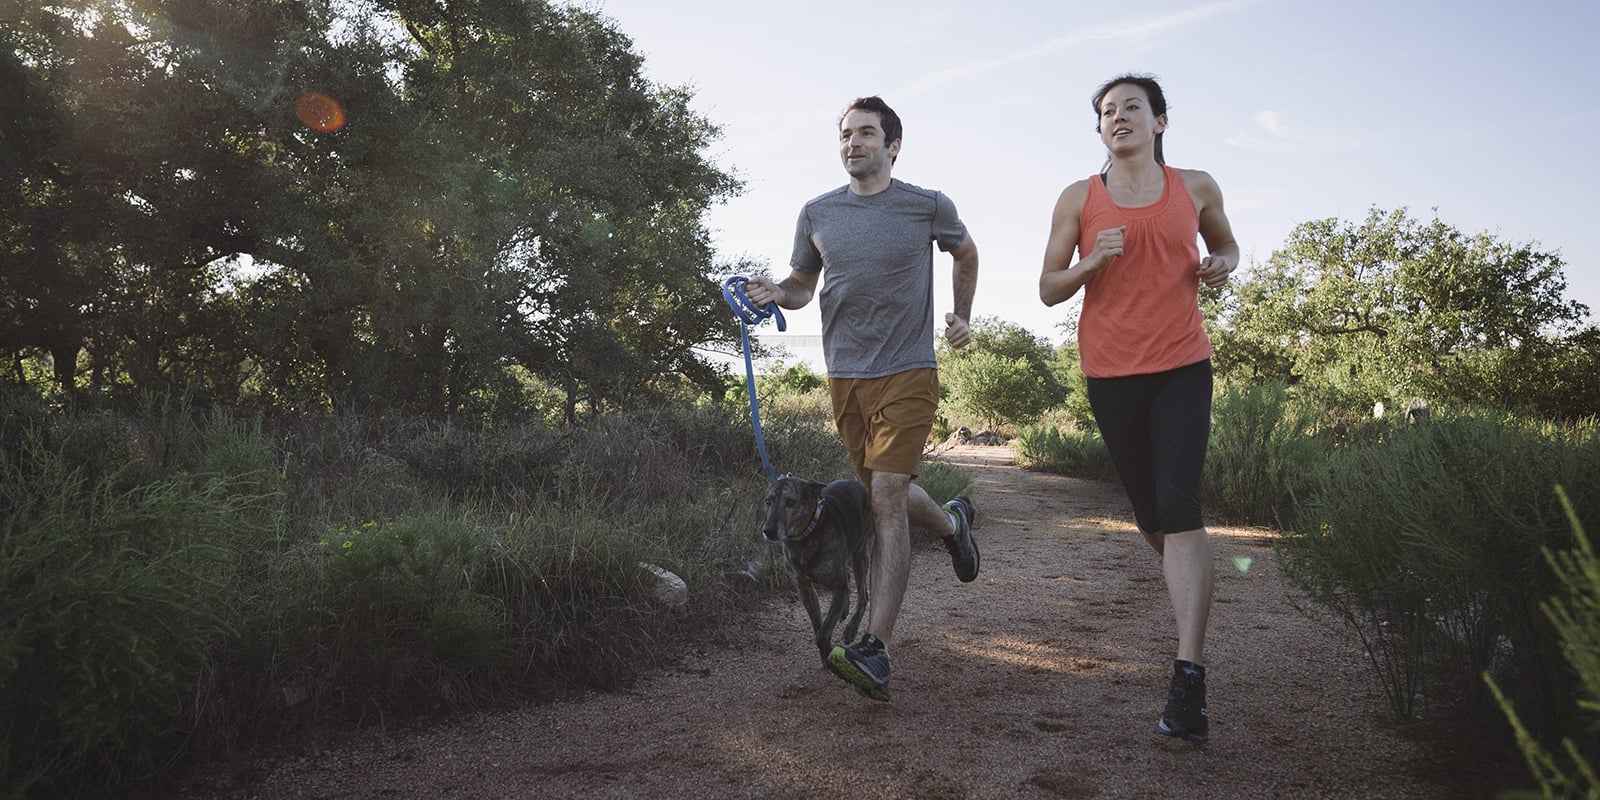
943 495 980 582
827 634 891 701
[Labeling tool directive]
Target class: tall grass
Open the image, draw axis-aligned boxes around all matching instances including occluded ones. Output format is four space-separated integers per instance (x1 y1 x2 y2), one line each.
1 425 274 797
1488 487 1600 799
0 389 861 796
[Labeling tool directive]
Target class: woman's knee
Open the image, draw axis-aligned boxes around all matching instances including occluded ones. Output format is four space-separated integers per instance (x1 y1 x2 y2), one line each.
1156 494 1203 534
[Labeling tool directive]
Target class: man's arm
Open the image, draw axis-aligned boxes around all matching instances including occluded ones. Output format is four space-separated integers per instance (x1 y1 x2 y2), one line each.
945 234 978 348
745 269 819 310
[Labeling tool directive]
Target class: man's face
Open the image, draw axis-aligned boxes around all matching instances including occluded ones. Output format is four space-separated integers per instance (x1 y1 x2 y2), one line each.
839 109 898 179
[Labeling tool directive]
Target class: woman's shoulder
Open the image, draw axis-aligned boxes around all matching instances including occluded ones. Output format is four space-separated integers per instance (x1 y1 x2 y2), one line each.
1173 166 1221 192
1173 166 1224 208
1054 176 1096 208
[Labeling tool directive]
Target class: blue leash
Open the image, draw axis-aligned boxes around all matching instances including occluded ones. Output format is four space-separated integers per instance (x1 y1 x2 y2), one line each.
722 276 786 482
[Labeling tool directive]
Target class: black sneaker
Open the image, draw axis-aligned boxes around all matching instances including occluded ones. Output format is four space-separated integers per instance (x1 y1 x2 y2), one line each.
942 495 979 582
827 634 891 701
1157 661 1210 743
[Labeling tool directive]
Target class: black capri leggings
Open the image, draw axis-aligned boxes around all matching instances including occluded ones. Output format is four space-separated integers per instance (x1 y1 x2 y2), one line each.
1085 359 1212 535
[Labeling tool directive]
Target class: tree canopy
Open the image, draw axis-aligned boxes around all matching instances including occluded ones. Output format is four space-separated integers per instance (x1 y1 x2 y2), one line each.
1 0 742 417
1208 207 1596 418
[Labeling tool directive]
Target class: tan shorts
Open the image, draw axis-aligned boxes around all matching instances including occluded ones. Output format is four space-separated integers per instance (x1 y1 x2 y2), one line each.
828 368 939 484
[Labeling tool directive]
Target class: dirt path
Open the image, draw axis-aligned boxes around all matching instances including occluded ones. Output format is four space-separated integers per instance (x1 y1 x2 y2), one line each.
198 445 1452 799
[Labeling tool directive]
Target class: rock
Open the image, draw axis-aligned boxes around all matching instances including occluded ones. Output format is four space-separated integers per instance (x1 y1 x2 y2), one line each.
639 562 688 610
971 429 1007 446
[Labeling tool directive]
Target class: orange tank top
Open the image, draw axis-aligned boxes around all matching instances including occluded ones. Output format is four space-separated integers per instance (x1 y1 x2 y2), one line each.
1076 164 1212 378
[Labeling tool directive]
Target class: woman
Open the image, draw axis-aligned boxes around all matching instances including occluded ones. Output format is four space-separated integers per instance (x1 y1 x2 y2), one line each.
1039 74 1239 744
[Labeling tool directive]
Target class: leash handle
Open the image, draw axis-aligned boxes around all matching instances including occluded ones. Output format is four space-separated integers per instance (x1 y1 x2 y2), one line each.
721 276 787 331
723 275 786 482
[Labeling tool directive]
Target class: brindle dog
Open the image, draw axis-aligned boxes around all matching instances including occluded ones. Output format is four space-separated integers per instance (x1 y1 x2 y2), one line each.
762 477 873 663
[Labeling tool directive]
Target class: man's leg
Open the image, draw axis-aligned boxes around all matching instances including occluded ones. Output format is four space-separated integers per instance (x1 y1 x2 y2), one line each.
865 471 915 646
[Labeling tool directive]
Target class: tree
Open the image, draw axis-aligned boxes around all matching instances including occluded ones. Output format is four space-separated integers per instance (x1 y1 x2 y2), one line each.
937 316 1068 430
1211 207 1592 414
1 0 743 416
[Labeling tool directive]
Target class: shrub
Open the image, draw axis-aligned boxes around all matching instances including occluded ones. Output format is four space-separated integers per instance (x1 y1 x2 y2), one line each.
938 318 1069 431
1488 487 1600 799
0 386 961 796
1013 424 1115 480
1204 380 1324 528
1279 411 1600 726
916 457 972 506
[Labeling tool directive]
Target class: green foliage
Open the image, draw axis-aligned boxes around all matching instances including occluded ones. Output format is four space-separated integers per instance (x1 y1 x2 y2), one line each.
1013 425 1115 480
1211 208 1592 419
0 420 271 796
1204 380 1324 527
938 316 1069 431
760 362 827 397
1 0 742 415
1051 344 1096 429
1279 412 1600 724
915 458 973 506
1 389 871 794
1488 489 1600 800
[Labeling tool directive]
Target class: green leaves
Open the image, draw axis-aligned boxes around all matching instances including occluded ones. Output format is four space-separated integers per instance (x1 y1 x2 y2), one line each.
1213 207 1593 418
2 0 740 417
938 317 1070 431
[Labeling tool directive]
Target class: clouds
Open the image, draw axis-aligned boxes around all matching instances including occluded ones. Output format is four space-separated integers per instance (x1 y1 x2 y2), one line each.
1224 109 1378 153
892 0 1263 98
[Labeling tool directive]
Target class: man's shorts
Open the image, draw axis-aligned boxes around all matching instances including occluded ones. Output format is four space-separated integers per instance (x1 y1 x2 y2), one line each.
828 367 939 484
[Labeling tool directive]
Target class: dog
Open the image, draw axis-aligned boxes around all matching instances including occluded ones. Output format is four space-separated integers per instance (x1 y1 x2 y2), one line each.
761 477 873 664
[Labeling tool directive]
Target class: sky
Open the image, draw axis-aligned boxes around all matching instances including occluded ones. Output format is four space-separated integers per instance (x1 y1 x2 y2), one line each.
584 0 1600 347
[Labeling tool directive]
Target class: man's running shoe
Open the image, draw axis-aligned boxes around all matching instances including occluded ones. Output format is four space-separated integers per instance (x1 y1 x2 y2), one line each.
827 634 891 701
943 495 979 582
1157 660 1210 744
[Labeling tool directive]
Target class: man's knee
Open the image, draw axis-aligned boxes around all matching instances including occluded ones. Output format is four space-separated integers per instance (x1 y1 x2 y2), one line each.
869 472 912 516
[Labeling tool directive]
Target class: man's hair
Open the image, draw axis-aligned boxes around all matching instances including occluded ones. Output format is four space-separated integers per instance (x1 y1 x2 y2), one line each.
841 96 902 162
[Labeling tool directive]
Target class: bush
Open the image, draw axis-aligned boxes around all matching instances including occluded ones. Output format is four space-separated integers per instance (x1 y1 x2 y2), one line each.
1279 411 1600 726
1204 380 1324 528
938 318 1069 431
1013 424 1115 480
915 457 972 506
1488 487 1600 799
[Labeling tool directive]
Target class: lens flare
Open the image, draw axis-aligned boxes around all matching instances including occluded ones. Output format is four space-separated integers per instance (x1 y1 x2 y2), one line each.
296 92 346 132
1232 556 1254 574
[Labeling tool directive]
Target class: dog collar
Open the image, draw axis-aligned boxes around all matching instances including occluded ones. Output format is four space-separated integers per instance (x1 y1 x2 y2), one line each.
791 499 827 541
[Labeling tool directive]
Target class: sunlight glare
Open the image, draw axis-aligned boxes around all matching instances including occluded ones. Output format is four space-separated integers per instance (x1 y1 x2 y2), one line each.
296 92 346 132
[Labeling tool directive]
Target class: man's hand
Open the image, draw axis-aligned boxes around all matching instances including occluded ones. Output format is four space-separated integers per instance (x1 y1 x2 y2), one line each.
744 276 783 308
944 312 971 349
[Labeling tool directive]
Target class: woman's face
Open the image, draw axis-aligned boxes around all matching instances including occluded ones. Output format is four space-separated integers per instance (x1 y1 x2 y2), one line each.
1098 83 1166 155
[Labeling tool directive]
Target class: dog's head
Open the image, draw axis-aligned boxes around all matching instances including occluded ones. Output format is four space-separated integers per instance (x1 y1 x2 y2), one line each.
761 476 826 542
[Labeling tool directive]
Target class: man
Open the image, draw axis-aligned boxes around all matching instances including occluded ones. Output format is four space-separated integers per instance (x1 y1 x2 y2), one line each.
744 96 980 702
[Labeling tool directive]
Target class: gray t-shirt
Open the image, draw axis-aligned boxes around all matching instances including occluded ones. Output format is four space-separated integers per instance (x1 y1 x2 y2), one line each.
790 179 968 379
